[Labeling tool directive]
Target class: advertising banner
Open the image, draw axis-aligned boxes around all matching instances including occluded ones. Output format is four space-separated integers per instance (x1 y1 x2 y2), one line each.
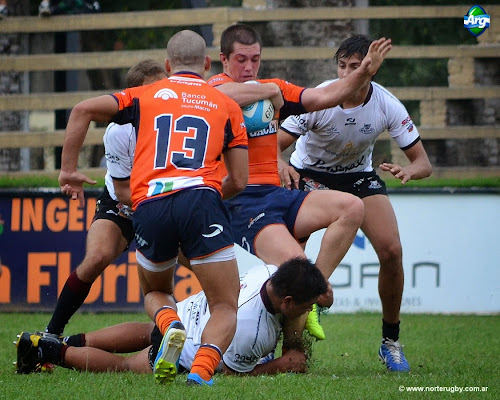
1 188 499 314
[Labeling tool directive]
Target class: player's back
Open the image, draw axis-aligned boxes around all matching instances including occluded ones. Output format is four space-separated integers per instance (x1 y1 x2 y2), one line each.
113 73 246 209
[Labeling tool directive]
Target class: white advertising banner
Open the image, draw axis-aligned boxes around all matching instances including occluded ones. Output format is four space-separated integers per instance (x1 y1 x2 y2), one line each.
234 190 500 314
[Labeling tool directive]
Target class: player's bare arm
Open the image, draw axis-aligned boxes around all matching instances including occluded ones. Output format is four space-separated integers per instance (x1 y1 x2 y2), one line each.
112 178 132 206
277 128 300 190
301 37 392 112
221 147 249 199
59 95 118 207
379 141 432 184
216 82 284 112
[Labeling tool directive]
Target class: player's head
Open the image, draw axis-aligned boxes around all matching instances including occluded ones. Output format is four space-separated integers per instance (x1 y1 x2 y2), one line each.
334 34 374 80
220 24 262 83
126 59 166 88
166 30 211 77
270 257 328 319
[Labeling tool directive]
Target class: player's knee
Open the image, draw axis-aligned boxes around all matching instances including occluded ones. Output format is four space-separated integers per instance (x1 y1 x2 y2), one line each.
378 241 403 267
80 249 116 273
344 195 365 226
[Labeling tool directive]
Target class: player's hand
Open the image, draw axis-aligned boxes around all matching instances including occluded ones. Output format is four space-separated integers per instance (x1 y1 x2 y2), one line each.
268 83 284 113
362 37 392 77
317 281 333 308
279 349 307 373
278 158 299 190
58 170 97 207
379 162 411 184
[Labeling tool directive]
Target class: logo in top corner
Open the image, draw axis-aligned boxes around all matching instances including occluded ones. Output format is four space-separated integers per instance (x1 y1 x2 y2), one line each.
464 5 490 37
154 88 178 100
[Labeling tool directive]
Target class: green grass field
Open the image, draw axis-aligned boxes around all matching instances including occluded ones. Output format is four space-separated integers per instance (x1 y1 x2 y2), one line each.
1 312 498 399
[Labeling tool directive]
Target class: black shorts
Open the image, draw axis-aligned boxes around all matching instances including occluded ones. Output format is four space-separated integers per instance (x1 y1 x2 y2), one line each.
92 187 134 245
294 168 387 199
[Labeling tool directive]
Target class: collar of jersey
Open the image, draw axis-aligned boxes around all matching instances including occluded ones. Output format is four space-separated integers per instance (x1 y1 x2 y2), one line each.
260 279 276 315
169 71 204 81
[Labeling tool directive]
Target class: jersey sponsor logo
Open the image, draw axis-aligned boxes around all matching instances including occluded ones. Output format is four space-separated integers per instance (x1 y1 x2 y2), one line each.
360 123 375 135
154 88 179 100
248 212 265 229
401 115 415 133
326 125 340 135
248 123 276 138
233 353 259 364
302 177 329 192
311 155 365 173
345 117 356 126
105 152 120 164
202 223 224 238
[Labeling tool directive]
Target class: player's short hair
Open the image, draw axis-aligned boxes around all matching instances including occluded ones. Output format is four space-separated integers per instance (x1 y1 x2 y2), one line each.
220 23 262 58
271 257 328 304
126 59 166 88
334 34 373 63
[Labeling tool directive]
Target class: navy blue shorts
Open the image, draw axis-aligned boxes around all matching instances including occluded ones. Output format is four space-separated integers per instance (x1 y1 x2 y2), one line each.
224 185 309 255
295 168 387 198
133 188 235 264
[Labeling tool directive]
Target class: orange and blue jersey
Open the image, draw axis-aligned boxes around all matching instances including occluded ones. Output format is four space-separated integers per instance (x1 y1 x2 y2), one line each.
207 73 307 186
111 72 248 210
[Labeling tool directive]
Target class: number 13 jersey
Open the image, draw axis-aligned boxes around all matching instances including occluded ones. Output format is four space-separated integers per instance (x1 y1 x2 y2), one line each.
111 73 248 210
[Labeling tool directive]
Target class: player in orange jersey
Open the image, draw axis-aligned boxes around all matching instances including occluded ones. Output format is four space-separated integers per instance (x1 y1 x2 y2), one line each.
207 24 391 341
58 30 248 386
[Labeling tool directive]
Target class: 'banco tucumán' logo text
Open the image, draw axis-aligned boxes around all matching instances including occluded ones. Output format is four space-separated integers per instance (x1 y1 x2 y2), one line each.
464 5 490 37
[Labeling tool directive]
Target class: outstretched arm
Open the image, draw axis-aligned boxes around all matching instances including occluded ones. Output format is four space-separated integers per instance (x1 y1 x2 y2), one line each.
59 95 118 207
301 37 392 112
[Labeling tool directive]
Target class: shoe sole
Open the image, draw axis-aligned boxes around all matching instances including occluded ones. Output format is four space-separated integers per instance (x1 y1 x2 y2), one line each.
154 327 186 384
15 332 40 374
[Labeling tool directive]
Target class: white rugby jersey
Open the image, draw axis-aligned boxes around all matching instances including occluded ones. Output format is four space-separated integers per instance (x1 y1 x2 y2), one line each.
178 264 283 373
281 80 420 174
103 122 136 217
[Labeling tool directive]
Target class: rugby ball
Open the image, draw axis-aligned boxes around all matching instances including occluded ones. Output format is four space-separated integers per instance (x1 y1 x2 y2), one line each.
241 81 275 133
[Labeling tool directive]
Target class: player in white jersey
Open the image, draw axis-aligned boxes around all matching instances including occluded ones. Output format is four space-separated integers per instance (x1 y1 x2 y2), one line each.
17 258 327 376
41 60 166 337
278 35 432 373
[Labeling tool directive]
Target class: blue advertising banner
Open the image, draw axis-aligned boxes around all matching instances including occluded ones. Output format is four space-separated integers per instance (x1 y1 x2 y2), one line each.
0 189 201 312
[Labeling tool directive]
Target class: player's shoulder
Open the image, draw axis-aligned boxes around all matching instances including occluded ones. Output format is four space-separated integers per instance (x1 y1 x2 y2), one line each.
207 73 232 86
105 122 134 136
371 82 400 103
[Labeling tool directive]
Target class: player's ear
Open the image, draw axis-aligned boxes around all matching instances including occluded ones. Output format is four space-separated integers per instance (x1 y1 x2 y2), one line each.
220 52 228 67
204 55 211 72
165 59 172 76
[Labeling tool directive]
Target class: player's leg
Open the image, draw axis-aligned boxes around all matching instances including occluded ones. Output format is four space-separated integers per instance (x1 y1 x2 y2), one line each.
360 194 409 372
254 224 307 265
254 224 323 340
189 257 239 383
45 218 130 334
133 197 188 384
83 322 155 353
361 195 403 324
63 346 152 373
294 189 364 281
137 266 186 383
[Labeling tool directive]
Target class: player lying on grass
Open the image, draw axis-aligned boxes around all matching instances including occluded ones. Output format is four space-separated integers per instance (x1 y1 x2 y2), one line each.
16 258 327 380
